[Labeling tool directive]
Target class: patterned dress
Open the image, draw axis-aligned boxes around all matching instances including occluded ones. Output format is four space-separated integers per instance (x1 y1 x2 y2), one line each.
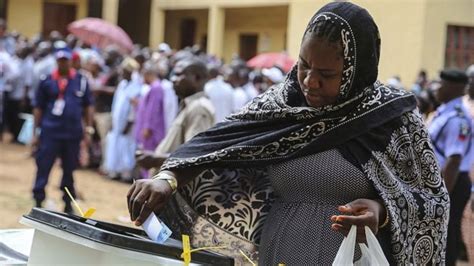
258 149 379 265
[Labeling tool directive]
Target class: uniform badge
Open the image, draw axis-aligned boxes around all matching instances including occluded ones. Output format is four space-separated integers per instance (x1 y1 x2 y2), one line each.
459 121 470 141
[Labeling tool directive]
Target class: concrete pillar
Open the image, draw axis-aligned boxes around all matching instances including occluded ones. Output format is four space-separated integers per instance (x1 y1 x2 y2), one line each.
207 5 225 58
149 0 165 49
102 0 119 24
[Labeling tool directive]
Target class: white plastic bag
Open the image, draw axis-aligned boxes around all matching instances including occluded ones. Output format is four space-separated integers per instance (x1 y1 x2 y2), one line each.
332 225 389 266
17 113 33 144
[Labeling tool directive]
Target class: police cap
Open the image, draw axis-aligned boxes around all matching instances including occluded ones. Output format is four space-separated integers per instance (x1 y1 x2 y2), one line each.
440 69 468 84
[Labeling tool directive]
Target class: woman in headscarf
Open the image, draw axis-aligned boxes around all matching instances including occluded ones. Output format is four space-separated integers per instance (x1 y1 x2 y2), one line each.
128 2 449 265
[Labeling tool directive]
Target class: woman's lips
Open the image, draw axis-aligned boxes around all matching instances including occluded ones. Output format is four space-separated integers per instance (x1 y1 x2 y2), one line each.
303 90 320 99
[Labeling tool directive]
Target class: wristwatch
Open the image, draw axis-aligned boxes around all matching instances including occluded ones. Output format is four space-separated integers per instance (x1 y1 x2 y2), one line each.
153 172 178 194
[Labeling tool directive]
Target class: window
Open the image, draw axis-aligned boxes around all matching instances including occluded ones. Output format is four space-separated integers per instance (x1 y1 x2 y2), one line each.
0 0 8 19
445 25 474 69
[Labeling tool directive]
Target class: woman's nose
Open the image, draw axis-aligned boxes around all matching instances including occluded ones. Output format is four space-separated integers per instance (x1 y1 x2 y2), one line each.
303 72 320 89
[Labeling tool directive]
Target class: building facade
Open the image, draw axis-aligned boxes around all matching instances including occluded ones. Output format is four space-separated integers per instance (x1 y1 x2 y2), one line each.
5 0 474 86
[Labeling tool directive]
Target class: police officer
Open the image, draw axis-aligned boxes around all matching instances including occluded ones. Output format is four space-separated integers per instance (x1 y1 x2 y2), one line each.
428 69 472 266
32 47 94 213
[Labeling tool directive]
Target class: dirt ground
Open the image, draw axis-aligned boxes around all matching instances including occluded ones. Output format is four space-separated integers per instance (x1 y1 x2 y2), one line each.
1 135 474 263
0 137 134 229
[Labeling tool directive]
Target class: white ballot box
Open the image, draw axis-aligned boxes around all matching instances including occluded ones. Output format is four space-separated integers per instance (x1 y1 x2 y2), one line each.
0 229 34 265
20 208 233 265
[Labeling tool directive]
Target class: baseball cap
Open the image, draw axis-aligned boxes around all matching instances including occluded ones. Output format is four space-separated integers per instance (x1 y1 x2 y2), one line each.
55 48 72 60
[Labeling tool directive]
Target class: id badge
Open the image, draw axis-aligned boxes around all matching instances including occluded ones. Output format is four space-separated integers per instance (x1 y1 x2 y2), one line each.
52 98 65 116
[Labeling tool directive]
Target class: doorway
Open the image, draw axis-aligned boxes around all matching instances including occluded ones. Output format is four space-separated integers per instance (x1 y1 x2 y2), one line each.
239 34 258 60
180 18 196 49
42 3 76 37
87 0 102 18
117 0 151 46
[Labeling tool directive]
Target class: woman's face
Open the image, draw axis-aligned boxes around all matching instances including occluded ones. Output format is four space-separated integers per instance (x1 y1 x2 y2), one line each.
297 36 344 108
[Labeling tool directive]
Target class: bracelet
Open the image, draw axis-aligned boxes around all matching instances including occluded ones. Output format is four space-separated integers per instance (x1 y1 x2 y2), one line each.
153 172 178 194
379 210 390 229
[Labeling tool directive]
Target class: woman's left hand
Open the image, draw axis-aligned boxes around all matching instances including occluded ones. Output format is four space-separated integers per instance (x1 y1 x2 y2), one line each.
330 198 386 243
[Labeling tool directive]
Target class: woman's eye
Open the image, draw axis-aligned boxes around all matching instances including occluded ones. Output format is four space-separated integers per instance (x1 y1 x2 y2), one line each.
321 73 337 79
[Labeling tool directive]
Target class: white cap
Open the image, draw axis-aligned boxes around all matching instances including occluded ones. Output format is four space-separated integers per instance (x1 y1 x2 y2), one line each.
386 77 402 89
87 53 105 68
158 43 171 53
53 40 67 50
262 67 284 84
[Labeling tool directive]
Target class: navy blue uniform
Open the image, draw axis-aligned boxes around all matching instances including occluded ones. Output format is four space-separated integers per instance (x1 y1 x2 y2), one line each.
32 69 92 206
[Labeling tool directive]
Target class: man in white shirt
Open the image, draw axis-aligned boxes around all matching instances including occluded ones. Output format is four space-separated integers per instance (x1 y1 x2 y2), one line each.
5 45 33 142
225 64 253 112
0 50 18 140
0 19 15 56
104 58 142 181
204 65 234 123
31 42 56 102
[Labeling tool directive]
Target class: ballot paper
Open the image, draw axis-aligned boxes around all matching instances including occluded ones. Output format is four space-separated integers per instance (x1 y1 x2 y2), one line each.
142 213 172 244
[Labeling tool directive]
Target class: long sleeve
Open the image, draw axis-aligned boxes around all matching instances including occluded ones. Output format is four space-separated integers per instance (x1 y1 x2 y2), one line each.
144 86 166 139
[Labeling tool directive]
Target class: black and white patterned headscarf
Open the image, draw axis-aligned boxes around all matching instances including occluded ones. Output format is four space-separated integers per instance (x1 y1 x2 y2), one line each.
160 2 449 264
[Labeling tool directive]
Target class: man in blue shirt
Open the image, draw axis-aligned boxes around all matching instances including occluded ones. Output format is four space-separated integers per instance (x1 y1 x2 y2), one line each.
428 69 472 266
32 48 94 213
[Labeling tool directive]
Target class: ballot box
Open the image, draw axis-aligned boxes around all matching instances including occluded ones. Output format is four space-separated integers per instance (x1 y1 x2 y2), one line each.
20 208 233 265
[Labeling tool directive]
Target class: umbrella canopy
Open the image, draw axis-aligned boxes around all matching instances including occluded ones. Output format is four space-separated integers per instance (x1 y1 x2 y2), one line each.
68 18 133 53
247 52 295 73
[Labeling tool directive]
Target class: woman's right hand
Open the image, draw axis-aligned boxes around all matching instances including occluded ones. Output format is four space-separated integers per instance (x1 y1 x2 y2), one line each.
127 178 173 226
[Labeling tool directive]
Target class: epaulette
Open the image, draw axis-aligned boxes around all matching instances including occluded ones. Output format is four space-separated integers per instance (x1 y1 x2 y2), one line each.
454 104 466 118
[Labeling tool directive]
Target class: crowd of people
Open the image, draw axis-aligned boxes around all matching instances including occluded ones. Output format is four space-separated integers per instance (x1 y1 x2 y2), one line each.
0 19 286 181
0 17 288 222
0 2 473 263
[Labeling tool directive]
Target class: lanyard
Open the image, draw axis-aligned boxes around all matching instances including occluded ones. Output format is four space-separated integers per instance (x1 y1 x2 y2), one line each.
57 78 68 99
52 68 76 99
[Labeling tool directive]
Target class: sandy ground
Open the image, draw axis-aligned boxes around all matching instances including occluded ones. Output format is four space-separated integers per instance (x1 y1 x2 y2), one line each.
0 138 134 229
1 135 473 263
